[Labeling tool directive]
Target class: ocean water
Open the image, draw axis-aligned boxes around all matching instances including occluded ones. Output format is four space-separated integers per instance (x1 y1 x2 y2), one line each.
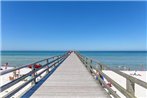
80 51 147 71
0 51 66 67
0 51 147 70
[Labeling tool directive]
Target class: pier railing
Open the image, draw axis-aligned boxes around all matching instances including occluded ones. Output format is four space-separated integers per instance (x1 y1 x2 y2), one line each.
76 52 147 98
0 52 70 98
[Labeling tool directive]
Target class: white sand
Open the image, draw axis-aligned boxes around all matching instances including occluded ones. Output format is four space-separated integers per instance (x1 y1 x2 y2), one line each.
0 66 47 98
0 67 147 98
103 70 147 98
0 67 31 86
0 67 32 98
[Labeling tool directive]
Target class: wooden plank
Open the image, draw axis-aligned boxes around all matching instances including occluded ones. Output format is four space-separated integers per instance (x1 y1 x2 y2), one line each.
31 52 110 98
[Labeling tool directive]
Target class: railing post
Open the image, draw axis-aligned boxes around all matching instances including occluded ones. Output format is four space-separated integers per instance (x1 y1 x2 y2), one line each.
89 59 93 74
126 79 135 96
84 57 88 67
85 57 88 64
54 62 56 67
52 57 55 61
31 64 36 85
97 63 104 86
90 60 92 68
81 56 84 64
47 59 49 63
58 56 60 64
99 63 103 71
46 59 49 74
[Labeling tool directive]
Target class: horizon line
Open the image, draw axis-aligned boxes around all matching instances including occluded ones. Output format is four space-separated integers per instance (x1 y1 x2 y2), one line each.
1 50 147 51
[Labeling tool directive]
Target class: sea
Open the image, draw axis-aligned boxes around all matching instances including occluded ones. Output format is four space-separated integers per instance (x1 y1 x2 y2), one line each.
0 51 147 71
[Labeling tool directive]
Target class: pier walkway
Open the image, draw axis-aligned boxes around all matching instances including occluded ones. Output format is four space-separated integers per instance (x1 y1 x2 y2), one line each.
1 51 146 98
31 52 110 98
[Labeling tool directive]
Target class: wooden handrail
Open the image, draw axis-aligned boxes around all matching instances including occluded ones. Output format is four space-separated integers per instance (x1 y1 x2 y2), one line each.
75 51 147 98
81 54 147 89
97 63 147 89
0 56 59 75
0 56 62 92
0 52 70 98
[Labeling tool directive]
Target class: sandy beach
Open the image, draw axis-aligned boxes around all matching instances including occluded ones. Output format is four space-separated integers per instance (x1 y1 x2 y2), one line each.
0 66 48 98
0 67 147 98
103 70 147 98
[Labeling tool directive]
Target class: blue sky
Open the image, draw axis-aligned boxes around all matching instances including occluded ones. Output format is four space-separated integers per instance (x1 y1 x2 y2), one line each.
1 1 146 51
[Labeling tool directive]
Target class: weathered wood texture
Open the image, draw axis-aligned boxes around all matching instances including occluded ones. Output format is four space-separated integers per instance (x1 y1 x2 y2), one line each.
31 52 110 98
0 53 68 98
76 52 147 98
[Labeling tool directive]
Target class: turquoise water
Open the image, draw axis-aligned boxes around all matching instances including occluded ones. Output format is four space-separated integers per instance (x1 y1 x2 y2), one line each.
1 51 147 70
1 51 66 67
80 51 147 70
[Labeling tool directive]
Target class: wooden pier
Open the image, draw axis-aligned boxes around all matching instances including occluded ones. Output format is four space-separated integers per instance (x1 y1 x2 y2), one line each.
31 52 110 98
0 51 147 98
